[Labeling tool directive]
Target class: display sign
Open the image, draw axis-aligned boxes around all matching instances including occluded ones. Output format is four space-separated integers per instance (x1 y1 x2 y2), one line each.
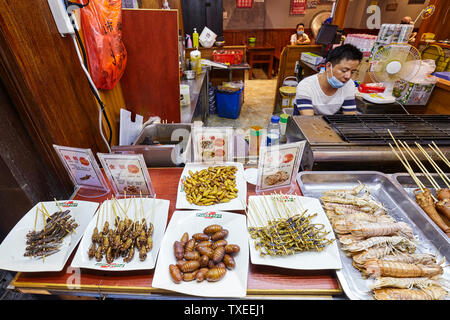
53 145 110 198
256 141 306 194
97 153 155 198
191 126 234 164
290 0 307 15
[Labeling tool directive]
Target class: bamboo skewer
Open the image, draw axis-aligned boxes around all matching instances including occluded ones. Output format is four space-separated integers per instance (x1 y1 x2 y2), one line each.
415 143 450 188
430 142 450 168
400 141 440 190
389 142 426 191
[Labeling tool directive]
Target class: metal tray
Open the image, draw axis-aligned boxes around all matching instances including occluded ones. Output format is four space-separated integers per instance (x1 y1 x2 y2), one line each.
391 172 449 200
297 171 450 300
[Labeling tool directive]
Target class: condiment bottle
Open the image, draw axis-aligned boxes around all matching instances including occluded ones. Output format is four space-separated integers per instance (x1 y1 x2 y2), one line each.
192 28 199 49
266 116 280 146
249 125 263 157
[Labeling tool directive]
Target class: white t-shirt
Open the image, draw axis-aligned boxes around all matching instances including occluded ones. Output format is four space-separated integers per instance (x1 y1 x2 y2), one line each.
290 33 310 44
293 74 357 115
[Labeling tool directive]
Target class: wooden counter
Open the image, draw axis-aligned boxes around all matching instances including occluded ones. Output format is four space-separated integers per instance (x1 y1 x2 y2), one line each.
9 168 342 299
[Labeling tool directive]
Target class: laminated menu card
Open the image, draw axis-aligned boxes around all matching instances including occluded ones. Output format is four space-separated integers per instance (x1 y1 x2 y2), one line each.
53 145 110 198
256 141 306 194
97 153 155 198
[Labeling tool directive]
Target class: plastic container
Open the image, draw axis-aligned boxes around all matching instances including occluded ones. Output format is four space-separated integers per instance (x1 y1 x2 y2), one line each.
216 87 244 119
266 115 280 146
279 86 297 108
212 50 243 65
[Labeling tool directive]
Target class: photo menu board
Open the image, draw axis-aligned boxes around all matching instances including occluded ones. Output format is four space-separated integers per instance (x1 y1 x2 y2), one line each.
256 141 306 194
97 153 155 198
53 145 110 198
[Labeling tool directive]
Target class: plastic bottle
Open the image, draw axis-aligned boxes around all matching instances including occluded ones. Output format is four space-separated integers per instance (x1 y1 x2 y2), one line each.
266 115 281 146
186 34 193 48
190 48 202 75
279 114 289 144
192 28 199 49
249 125 263 156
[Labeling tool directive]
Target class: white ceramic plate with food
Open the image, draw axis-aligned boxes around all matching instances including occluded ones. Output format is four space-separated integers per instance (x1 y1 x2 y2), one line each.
152 210 249 298
71 197 169 271
176 162 247 211
0 200 98 272
247 195 342 270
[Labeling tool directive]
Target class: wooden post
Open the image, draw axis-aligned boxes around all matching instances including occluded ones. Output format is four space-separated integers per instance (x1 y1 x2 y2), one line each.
332 0 350 29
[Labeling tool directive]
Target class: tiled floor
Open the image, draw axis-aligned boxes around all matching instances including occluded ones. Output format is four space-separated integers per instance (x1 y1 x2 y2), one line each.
207 69 277 134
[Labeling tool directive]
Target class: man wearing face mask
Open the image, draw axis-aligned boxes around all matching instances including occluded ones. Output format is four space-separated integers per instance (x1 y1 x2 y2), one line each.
290 23 311 45
293 44 362 116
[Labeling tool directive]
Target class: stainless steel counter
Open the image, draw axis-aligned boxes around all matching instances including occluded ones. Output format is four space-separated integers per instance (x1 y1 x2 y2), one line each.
180 70 208 123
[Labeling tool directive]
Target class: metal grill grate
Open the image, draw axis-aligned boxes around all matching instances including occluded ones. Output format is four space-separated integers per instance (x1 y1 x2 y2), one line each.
323 114 450 145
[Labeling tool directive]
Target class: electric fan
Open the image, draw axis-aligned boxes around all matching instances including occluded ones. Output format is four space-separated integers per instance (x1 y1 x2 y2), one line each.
363 43 421 104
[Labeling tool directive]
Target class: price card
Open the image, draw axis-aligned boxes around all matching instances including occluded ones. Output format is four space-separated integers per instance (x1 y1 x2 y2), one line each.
191 126 234 164
53 145 110 198
97 153 155 198
255 141 306 194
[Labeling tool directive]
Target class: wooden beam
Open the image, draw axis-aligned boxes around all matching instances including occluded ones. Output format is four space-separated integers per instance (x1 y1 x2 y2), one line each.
332 0 350 29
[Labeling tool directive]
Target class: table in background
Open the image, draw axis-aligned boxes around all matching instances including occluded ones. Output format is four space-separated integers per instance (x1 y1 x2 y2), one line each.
10 168 342 299
245 43 275 80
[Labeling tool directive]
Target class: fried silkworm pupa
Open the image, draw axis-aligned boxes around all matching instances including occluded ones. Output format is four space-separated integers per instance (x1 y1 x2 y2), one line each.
192 233 210 241
180 232 189 245
203 224 223 235
195 268 209 282
224 244 240 255
169 264 182 284
180 260 200 273
211 239 227 249
184 250 200 261
182 270 199 282
211 229 229 241
212 246 225 263
174 241 185 260
216 262 226 269
223 254 236 270
199 254 209 267
184 238 196 252
206 267 227 282
197 246 214 259
196 240 212 250
176 259 187 269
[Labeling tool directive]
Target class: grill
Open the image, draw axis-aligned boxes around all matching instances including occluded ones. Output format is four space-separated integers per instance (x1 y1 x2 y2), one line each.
323 114 450 146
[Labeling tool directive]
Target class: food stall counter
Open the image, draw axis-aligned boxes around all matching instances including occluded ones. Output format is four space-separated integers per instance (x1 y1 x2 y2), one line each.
9 168 342 299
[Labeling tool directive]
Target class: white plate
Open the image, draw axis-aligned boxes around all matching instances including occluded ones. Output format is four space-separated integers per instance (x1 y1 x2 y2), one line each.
152 210 249 298
247 195 342 270
0 200 98 272
71 198 169 271
244 167 258 185
176 162 247 211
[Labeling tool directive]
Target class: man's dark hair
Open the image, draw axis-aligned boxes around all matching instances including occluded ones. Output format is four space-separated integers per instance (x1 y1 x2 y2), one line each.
326 44 363 65
296 23 305 29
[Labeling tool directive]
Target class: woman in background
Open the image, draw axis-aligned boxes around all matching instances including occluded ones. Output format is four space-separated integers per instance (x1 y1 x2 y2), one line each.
290 23 311 45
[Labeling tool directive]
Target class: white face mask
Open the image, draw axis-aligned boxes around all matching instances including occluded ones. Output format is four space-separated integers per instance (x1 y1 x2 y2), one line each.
297 30 304 36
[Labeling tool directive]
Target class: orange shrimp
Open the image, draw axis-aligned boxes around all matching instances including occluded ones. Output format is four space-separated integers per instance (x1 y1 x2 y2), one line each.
373 286 447 300
364 259 443 278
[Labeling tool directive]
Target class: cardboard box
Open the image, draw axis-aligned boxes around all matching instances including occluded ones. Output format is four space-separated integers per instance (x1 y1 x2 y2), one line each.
301 52 323 66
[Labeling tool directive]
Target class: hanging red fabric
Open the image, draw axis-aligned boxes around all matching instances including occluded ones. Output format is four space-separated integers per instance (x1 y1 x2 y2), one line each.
79 0 127 90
